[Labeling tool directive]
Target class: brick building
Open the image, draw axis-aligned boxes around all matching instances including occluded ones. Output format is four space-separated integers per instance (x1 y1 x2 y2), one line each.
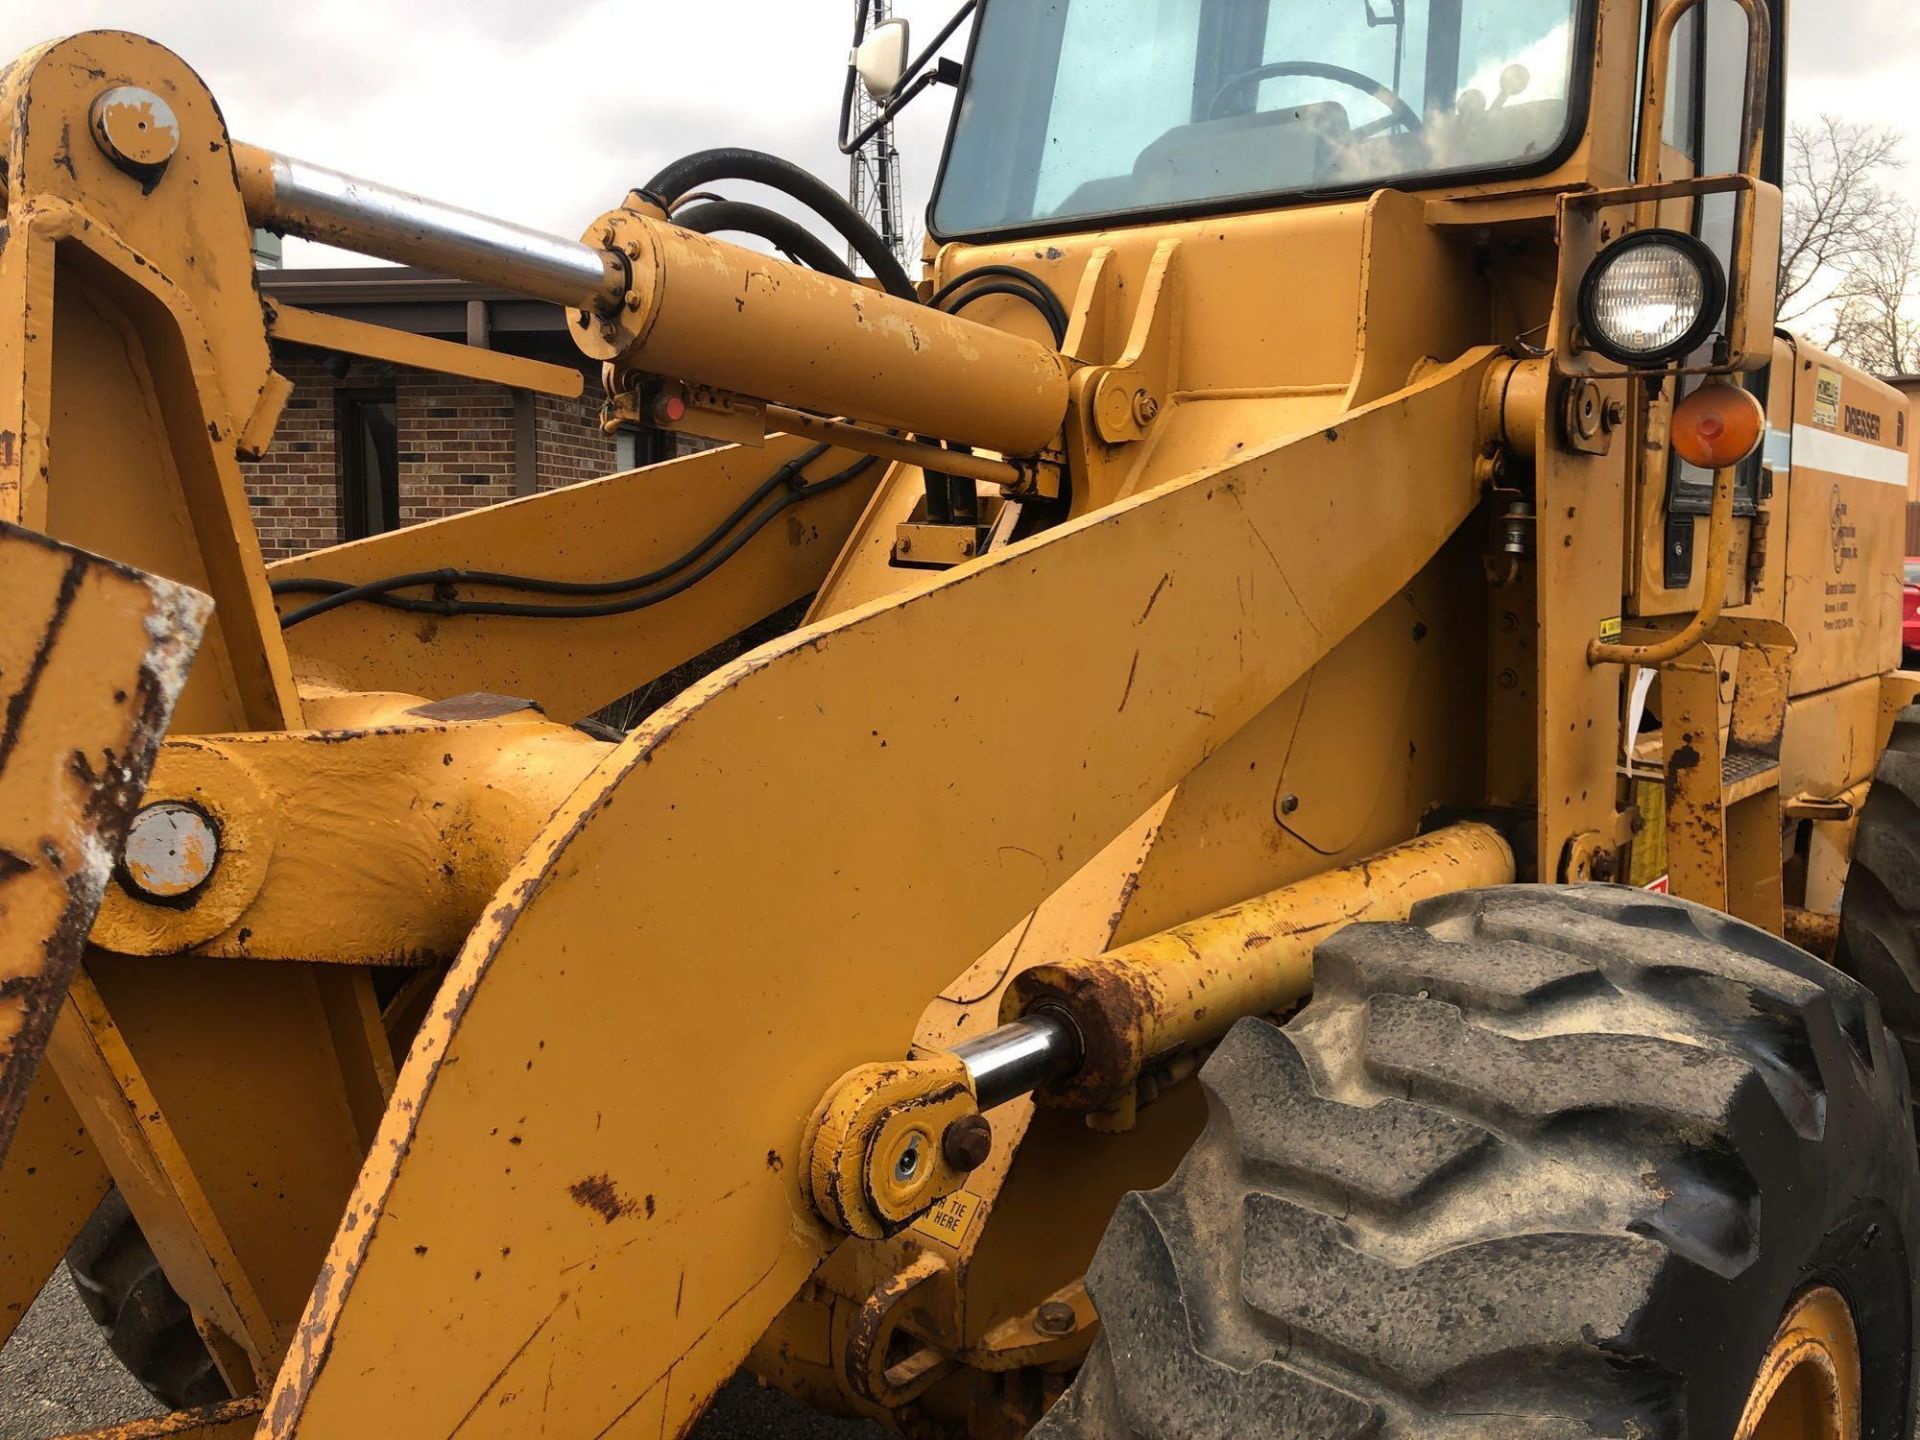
242 267 661 561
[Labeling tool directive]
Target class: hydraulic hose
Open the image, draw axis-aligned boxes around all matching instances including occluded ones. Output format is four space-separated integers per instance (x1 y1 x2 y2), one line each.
937 281 1067 346
642 148 917 301
274 447 875 627
672 201 859 284
928 265 1070 344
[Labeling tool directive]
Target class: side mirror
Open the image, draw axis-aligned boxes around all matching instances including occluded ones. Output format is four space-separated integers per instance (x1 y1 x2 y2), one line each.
853 18 911 101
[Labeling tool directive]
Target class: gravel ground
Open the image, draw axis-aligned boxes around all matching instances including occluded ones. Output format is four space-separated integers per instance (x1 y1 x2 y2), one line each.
0 1268 887 1440
0 1271 155 1440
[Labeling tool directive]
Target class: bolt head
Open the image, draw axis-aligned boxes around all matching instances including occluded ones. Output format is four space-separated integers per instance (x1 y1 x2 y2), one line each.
1034 1301 1077 1336
1279 792 1300 816
122 801 218 900
941 1114 993 1172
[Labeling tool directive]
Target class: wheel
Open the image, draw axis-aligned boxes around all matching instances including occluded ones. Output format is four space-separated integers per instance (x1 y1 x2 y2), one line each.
65 1188 227 1410
1839 701 1920 1111
1033 885 1920 1438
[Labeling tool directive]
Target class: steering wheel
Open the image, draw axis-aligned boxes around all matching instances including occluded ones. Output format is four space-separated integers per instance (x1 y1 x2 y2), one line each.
1208 59 1424 132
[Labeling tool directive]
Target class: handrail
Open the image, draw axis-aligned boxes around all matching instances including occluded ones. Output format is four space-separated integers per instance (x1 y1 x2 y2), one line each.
1635 0 1770 191
1588 445 1736 667
1632 0 1772 339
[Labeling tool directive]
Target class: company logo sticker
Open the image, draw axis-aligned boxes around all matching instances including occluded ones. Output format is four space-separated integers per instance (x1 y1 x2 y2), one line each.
1812 367 1842 429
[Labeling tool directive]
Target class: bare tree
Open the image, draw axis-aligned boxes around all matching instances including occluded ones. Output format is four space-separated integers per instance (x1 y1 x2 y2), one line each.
1778 115 1908 323
1827 208 1920 373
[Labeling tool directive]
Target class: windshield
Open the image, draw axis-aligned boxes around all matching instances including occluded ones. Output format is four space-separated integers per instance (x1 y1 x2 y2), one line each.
932 0 1583 237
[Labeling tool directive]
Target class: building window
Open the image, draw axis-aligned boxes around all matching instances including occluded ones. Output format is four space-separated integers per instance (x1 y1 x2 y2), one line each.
338 389 399 539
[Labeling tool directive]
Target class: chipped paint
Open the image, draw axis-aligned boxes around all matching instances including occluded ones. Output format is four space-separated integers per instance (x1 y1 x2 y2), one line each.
0 523 208 1158
1007 824 1513 1111
566 1174 645 1224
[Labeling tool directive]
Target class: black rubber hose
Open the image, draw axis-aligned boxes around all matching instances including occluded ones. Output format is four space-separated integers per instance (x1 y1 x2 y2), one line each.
928 265 1070 343
369 461 873 622
277 453 875 627
642 148 916 301
673 201 859 284
936 281 1067 346
275 447 834 625
273 446 827 605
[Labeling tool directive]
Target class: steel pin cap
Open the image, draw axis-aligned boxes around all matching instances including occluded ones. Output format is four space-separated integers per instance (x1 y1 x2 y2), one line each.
941 1114 993 1172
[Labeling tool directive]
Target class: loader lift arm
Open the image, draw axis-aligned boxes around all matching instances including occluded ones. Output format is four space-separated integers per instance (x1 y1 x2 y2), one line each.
264 347 1498 1438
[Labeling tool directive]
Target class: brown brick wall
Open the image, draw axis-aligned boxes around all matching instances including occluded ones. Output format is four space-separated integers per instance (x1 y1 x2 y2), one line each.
243 355 343 559
241 351 617 560
537 389 621 491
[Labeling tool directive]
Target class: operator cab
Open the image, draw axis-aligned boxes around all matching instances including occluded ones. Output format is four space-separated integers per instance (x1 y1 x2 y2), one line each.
931 0 1583 238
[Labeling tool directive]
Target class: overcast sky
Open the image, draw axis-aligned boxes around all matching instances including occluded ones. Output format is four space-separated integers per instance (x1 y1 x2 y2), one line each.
0 1 1903 269
0 1 970 267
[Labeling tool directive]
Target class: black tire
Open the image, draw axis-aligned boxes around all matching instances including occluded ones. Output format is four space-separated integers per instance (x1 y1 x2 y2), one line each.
65 1189 227 1410
1840 702 1920 1111
1033 884 1920 1439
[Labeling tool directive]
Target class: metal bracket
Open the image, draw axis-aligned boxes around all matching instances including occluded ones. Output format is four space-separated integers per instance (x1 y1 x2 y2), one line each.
805 1054 984 1239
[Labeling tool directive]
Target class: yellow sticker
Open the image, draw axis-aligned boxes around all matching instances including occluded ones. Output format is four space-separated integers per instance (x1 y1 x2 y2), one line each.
1599 615 1622 641
1813 367 1842 430
912 1189 981 1247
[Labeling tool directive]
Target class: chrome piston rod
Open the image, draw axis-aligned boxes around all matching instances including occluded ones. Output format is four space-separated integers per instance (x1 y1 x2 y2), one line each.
952 1009 1081 1110
234 144 627 312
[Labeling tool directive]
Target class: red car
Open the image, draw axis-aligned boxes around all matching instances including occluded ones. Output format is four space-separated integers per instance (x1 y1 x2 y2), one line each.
1907 559 1920 664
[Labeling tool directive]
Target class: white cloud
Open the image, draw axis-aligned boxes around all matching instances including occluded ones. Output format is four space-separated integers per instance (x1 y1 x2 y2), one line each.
8 2 1917 279
0 1 972 268
1786 0 1920 200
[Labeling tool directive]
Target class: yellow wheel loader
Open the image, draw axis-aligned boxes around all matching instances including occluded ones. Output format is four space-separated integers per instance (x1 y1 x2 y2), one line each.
1 0 1917 1435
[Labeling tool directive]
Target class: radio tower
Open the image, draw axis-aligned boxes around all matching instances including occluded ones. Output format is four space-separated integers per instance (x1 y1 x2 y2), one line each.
848 0 907 275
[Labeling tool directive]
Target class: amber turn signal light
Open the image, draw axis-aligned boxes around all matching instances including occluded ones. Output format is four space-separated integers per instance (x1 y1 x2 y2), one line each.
1671 383 1764 469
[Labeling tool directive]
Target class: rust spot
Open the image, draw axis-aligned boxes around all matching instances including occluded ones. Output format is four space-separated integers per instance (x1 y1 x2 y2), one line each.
1137 573 1171 625
1012 959 1149 1109
766 1149 783 1172
90 1395 266 1439
0 430 14 466
1665 739 1702 807
1117 650 1141 713
567 1173 643 1223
